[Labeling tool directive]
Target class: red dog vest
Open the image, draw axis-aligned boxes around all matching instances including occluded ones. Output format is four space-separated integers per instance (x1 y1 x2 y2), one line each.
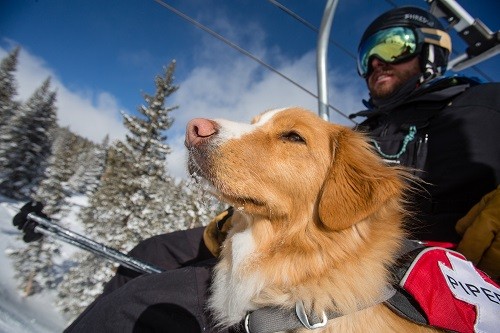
397 247 499 333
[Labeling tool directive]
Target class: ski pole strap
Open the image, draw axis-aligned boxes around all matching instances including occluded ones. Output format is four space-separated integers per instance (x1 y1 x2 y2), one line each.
27 213 164 274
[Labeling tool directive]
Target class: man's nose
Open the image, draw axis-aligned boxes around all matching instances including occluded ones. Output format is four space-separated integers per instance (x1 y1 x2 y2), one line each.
371 57 388 69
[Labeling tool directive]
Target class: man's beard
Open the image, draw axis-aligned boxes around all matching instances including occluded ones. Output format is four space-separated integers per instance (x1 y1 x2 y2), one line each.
368 66 420 99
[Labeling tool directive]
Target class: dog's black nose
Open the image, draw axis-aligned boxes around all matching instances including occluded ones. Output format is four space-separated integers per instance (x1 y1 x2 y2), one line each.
185 118 218 148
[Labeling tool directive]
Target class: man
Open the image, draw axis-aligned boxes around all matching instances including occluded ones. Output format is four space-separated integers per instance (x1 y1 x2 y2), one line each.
351 6 500 266
62 6 499 332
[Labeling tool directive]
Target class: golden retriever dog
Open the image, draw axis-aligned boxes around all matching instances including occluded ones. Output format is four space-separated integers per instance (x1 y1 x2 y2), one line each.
185 107 441 332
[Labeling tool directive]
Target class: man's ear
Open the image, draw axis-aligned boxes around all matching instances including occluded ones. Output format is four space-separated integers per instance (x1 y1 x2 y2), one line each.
318 128 404 230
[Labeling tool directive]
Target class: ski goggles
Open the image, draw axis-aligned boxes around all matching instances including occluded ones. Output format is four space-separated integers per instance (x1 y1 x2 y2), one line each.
357 26 451 77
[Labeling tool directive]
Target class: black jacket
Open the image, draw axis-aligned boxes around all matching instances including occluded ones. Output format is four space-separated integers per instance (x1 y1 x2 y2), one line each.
353 77 500 242
64 227 221 333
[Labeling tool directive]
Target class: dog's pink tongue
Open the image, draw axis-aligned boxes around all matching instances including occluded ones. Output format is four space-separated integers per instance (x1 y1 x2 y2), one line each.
185 118 218 148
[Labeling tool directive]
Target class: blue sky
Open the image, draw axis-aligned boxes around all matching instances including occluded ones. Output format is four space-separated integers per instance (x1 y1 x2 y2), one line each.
1 0 499 178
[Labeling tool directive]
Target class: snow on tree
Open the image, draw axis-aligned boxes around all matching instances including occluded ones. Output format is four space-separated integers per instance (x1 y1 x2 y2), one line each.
41 126 108 197
56 252 115 318
9 126 107 297
78 142 139 245
101 61 181 244
171 177 226 231
33 127 75 215
0 46 20 131
66 134 108 195
8 237 61 296
57 62 181 315
0 78 57 199
8 128 72 298
56 142 130 316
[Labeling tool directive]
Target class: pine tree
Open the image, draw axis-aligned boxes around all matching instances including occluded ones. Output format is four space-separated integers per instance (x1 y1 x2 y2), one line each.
11 127 109 299
8 238 61 296
56 142 135 316
79 142 139 246
8 137 67 298
67 135 108 195
0 78 57 199
9 128 73 298
57 61 181 316
33 127 76 215
81 60 181 248
173 178 226 230
0 46 20 131
123 61 177 177
56 252 115 318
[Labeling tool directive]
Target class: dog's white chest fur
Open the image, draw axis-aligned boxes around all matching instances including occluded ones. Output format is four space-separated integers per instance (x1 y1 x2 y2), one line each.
230 227 255 270
209 226 264 326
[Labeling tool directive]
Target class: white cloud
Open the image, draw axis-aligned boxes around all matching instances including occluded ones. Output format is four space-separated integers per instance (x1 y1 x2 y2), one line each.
0 43 126 143
54 87 127 143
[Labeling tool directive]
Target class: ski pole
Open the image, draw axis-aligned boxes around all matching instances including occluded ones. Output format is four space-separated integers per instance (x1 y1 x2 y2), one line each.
27 213 164 274
33 225 125 267
32 225 163 274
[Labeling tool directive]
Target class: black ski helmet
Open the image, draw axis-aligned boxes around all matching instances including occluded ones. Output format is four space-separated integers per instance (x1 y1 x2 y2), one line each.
358 6 451 78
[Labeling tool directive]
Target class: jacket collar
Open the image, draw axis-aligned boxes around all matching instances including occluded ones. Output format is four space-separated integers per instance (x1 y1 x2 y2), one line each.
350 76 480 121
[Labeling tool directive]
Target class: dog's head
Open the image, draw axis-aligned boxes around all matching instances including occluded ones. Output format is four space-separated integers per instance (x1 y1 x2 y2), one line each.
185 107 406 231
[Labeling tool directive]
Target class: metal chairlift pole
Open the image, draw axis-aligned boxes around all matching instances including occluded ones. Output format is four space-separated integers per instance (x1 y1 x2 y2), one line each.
317 0 339 122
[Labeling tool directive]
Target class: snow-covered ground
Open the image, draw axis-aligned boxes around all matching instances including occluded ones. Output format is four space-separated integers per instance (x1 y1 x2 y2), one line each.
0 197 71 332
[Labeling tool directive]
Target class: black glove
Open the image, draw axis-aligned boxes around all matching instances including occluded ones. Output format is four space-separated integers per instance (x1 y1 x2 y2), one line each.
12 201 46 243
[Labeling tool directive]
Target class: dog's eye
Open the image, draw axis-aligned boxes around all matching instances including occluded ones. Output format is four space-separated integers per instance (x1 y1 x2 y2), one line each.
281 131 306 144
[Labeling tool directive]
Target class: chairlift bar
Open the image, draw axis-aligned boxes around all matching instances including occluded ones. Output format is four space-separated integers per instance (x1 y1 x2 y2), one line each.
428 0 499 72
449 43 500 71
428 0 474 31
316 0 339 121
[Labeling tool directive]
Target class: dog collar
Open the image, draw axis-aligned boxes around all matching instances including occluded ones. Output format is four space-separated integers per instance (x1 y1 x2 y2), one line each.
235 239 423 333
240 284 396 333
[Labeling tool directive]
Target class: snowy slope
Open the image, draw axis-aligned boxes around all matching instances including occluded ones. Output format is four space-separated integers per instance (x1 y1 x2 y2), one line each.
0 197 68 333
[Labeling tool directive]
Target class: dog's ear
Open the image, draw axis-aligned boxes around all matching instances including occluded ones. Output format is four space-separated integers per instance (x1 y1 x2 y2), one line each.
318 128 404 230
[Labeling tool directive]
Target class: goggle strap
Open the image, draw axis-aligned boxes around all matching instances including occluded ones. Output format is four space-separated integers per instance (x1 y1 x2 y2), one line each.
419 27 452 52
